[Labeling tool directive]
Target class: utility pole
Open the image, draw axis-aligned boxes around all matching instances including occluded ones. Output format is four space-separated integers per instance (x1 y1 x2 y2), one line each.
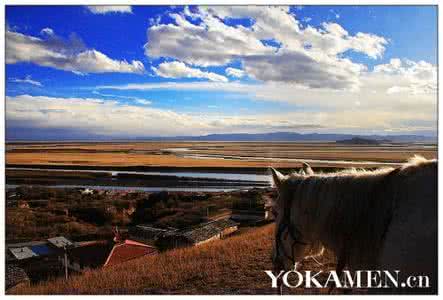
64 246 68 280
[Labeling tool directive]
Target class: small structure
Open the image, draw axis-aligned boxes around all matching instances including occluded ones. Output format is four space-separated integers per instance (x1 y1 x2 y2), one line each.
130 225 175 243
81 188 94 195
63 231 157 272
7 236 71 262
6 237 72 283
48 236 74 249
158 218 239 249
9 247 38 260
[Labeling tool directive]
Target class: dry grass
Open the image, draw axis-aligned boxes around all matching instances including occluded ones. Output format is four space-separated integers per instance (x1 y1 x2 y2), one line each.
6 142 437 169
6 152 301 168
9 224 342 295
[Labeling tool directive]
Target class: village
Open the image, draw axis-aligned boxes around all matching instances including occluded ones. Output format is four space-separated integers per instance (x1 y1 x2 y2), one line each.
6 186 274 292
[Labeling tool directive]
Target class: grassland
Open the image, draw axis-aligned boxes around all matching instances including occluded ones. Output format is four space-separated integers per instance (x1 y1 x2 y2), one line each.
6 141 437 169
10 224 352 295
6 141 437 295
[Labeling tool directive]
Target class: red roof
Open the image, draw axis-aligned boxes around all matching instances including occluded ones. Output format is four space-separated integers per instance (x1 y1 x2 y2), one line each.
103 239 157 267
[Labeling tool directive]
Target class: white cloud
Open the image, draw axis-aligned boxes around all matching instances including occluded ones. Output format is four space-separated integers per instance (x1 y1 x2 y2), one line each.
152 61 228 82
6 28 144 74
7 93 436 136
145 6 388 90
144 12 275 67
86 6 132 14
96 69 436 135
40 27 54 36
225 67 245 78
134 99 152 105
96 81 248 92
91 90 151 105
6 94 323 137
370 58 437 95
9 75 42 86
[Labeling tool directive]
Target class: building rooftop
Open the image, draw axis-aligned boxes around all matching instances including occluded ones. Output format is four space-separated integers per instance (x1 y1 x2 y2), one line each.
173 218 239 244
104 240 157 267
136 225 173 234
47 236 73 248
9 247 38 260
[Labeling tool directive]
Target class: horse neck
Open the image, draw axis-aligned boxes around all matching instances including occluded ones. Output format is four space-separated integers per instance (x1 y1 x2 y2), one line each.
294 174 390 244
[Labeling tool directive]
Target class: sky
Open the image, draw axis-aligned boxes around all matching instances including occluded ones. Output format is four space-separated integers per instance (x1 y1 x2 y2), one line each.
5 5 438 139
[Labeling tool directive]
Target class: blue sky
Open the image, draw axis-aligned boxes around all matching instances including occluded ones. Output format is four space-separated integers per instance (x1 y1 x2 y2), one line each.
5 5 437 139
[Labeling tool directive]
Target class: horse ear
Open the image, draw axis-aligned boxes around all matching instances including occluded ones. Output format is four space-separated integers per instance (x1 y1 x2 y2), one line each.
270 167 285 189
302 162 314 175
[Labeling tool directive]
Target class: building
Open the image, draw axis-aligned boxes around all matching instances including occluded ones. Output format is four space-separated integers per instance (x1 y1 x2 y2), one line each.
7 233 157 281
157 218 239 249
81 188 94 195
129 225 176 244
63 238 157 272
6 237 72 283
7 236 72 262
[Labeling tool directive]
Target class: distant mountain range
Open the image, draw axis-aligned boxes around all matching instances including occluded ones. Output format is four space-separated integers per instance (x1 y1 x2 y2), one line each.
146 132 436 143
6 131 436 143
336 137 392 145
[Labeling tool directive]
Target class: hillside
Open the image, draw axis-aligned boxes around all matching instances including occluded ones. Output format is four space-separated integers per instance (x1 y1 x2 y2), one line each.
9 225 342 295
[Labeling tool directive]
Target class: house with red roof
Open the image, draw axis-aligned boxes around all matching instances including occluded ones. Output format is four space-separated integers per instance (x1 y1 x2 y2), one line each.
63 229 157 273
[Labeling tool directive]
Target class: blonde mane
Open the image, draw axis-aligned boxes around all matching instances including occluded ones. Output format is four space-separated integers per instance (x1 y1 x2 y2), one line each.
276 155 437 271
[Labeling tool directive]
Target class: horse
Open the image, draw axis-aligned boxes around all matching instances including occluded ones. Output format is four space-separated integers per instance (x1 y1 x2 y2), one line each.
268 156 437 294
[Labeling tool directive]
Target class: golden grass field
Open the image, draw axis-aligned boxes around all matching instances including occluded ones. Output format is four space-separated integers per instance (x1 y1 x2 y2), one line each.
6 141 437 169
10 224 350 295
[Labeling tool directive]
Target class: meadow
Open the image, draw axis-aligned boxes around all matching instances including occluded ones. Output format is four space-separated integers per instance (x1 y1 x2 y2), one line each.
6 141 437 169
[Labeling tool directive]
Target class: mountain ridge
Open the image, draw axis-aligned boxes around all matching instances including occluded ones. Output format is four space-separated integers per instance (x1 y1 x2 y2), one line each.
7 131 436 143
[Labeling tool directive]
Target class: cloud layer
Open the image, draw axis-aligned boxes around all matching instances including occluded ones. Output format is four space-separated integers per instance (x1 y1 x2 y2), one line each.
96 72 436 135
225 67 245 78
6 28 144 74
145 6 388 90
6 95 323 137
86 6 132 14
5 6 437 137
9 75 42 86
152 61 228 82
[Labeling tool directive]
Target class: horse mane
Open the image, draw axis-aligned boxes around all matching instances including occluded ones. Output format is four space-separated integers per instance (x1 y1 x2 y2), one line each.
280 155 436 270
